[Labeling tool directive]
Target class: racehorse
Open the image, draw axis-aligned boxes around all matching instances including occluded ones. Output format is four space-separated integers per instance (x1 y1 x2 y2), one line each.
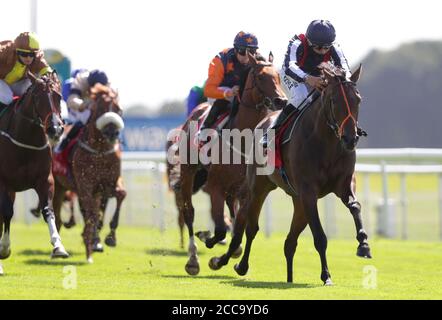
0 71 68 275
52 84 124 263
209 64 371 284
166 135 236 249
174 53 287 275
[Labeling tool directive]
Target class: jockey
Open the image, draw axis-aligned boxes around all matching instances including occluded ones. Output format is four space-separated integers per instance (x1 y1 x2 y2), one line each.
261 19 351 147
61 68 87 102
56 69 109 152
0 32 52 107
186 83 207 116
198 31 259 140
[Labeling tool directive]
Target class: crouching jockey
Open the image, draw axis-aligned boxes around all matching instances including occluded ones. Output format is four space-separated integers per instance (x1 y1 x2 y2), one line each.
261 19 352 148
55 69 110 153
197 31 260 143
0 32 52 108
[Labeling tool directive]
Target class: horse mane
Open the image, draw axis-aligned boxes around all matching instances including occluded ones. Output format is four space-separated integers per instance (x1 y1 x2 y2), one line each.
318 62 347 80
90 83 118 103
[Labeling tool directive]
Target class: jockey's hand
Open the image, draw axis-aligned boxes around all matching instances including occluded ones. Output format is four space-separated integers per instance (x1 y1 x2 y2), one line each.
224 86 240 99
79 100 92 111
306 75 327 91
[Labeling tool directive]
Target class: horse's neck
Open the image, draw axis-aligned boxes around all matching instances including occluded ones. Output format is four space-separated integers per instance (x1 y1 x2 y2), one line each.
82 121 113 151
232 103 269 131
9 101 46 144
307 100 342 156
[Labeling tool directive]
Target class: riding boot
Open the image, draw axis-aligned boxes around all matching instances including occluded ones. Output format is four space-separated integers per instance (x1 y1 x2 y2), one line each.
260 103 298 148
198 99 230 141
56 122 84 153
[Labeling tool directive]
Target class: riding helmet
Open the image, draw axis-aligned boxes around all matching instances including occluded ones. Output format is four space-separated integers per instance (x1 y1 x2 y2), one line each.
87 70 109 86
306 20 336 46
233 31 259 49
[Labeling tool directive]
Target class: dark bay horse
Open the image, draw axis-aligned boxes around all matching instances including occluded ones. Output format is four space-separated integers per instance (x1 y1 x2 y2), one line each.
173 53 287 275
210 64 371 285
53 84 124 263
0 71 68 275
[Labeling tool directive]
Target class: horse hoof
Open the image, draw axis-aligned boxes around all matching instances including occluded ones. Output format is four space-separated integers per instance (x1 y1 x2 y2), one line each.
185 263 200 276
234 263 248 276
0 248 11 260
105 235 117 247
357 245 372 259
51 247 69 259
195 231 211 243
324 278 333 286
30 209 41 218
0 263 4 276
231 246 243 259
63 221 76 229
208 257 222 271
87 257 94 264
93 243 104 253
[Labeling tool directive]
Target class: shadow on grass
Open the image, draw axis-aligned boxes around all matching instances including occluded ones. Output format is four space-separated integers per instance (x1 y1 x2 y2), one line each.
19 249 83 257
224 279 320 290
162 274 237 281
23 258 87 266
146 248 187 257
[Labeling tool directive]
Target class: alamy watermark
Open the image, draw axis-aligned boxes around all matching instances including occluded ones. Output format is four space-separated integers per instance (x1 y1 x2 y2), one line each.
166 121 277 175
362 265 377 289
62 265 77 290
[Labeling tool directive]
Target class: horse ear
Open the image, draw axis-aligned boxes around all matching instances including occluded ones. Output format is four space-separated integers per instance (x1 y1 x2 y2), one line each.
27 71 38 84
248 51 258 66
268 51 274 64
350 64 362 83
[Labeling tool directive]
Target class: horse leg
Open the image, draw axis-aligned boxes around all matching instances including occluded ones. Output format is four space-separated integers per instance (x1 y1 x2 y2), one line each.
284 197 308 283
0 191 14 260
179 164 200 275
35 180 69 259
78 191 100 263
204 187 228 249
225 195 242 257
341 174 372 258
53 179 66 232
105 187 126 247
92 196 106 253
178 203 185 249
302 192 332 285
233 190 268 276
63 192 77 229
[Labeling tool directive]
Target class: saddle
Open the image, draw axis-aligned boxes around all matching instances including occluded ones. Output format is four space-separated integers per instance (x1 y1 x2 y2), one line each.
194 105 230 149
270 97 317 170
52 129 83 177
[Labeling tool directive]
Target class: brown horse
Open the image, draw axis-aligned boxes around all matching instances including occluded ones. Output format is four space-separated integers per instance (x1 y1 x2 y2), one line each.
173 53 287 275
209 64 371 284
0 71 68 275
166 135 237 249
52 84 124 263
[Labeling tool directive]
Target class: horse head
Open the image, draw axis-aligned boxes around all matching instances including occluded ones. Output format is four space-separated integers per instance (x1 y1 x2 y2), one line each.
239 52 287 111
320 63 363 151
26 71 64 144
89 84 124 144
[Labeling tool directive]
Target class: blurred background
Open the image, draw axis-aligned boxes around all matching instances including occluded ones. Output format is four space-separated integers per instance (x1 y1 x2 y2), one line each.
6 0 442 242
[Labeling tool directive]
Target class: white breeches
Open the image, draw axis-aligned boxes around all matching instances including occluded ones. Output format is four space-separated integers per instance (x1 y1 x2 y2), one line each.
0 79 32 105
68 109 91 125
279 69 314 109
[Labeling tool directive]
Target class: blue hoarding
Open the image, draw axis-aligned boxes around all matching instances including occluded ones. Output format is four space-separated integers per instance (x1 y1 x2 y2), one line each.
121 116 185 152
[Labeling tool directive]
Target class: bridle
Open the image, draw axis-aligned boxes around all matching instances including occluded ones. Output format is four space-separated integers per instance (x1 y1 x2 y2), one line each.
238 64 279 111
321 78 367 140
14 77 62 131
